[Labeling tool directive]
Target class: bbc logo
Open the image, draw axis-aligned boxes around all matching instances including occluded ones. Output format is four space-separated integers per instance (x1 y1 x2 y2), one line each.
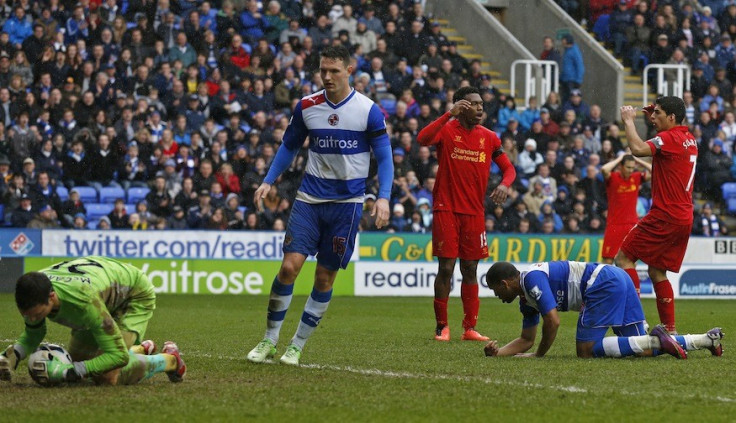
715 240 736 254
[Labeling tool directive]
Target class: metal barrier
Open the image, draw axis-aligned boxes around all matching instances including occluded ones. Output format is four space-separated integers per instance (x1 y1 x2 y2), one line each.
510 60 559 107
642 64 691 107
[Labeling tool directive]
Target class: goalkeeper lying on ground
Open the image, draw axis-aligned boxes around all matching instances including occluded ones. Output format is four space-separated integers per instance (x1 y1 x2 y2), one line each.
0 256 186 385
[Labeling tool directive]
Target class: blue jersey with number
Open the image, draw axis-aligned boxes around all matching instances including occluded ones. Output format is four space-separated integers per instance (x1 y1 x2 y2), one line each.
519 261 600 328
281 89 390 203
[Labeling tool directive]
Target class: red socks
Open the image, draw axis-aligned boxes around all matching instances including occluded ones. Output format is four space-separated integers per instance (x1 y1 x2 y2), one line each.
433 297 448 329
461 283 479 330
624 268 640 297
654 280 676 332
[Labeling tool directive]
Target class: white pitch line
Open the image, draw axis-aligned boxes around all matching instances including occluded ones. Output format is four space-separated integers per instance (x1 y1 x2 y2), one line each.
185 351 734 402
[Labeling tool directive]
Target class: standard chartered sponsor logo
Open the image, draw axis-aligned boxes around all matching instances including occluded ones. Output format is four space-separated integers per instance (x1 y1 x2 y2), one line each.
314 135 359 149
141 261 264 295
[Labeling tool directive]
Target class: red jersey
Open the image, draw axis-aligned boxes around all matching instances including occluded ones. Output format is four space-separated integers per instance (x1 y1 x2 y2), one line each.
646 125 697 225
605 171 644 225
417 113 508 215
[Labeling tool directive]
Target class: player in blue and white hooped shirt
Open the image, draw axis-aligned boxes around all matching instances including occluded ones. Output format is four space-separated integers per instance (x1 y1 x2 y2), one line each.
484 261 723 359
247 45 394 366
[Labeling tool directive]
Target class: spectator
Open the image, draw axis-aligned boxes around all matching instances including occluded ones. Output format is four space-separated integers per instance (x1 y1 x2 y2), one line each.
27 204 60 229
168 204 188 229
610 0 633 57
97 215 112 230
108 198 131 229
700 139 733 202
518 139 544 178
626 13 651 75
72 212 88 229
10 192 33 227
560 34 585 103
694 202 729 236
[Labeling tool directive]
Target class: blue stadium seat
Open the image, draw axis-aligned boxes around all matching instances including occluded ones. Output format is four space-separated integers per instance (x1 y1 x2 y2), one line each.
638 196 650 212
728 198 736 215
380 98 397 115
127 187 150 204
0 204 4 223
100 186 126 204
238 206 247 215
722 182 736 199
125 204 136 215
73 186 98 204
56 186 69 202
88 218 100 230
86 203 114 220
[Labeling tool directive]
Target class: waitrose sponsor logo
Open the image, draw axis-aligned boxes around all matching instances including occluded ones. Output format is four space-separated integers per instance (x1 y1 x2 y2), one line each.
24 257 355 296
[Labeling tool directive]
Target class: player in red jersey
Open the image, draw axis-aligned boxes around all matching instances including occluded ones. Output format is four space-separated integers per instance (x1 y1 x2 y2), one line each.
618 97 697 333
417 86 516 342
600 153 651 267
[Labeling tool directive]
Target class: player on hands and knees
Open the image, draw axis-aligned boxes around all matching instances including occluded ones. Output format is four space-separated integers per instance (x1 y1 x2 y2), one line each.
417 86 516 342
0 257 186 385
484 261 723 359
617 97 697 334
246 45 393 366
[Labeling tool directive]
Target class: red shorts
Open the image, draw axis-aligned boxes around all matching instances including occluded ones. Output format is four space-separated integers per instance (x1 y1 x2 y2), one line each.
601 222 637 259
432 211 488 260
619 214 691 272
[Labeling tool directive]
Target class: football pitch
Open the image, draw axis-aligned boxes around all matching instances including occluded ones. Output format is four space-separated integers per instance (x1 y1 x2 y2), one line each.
1 294 735 422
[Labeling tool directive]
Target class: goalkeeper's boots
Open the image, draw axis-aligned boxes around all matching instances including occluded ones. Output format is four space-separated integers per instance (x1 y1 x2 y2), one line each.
280 344 302 366
706 327 724 357
247 339 277 363
651 324 687 359
434 326 450 342
461 328 490 342
162 341 187 382
140 340 157 355
0 356 11 382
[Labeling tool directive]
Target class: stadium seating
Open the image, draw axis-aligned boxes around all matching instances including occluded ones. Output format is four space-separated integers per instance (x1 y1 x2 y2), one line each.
728 198 736 215
380 98 397 115
125 204 136 215
100 186 126 204
0 204 4 223
127 187 150 204
722 182 736 201
638 196 650 212
86 203 114 220
592 14 610 42
73 186 98 204
56 186 69 202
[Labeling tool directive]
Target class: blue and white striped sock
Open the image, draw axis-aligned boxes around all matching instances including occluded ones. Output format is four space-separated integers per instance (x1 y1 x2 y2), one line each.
593 336 646 357
291 289 332 350
264 277 294 345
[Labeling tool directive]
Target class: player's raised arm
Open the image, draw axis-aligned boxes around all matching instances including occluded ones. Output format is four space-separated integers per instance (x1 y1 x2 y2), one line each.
416 100 470 146
620 105 653 157
600 152 624 180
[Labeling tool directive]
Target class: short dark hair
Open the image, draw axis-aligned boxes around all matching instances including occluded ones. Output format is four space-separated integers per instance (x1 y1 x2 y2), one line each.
622 154 635 165
485 262 519 288
15 272 52 311
656 96 686 124
453 86 480 103
320 45 351 67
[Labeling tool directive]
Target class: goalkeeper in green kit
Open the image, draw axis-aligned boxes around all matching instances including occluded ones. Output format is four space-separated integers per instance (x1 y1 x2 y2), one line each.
0 256 187 385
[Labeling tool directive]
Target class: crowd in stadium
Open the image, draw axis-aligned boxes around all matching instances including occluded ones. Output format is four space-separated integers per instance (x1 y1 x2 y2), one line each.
0 0 731 235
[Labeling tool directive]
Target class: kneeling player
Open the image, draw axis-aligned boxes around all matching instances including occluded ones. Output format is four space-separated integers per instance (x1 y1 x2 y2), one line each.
483 261 723 359
0 256 186 385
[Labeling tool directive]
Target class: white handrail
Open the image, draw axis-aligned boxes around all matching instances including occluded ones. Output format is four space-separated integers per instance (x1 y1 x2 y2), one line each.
642 64 691 107
510 60 559 107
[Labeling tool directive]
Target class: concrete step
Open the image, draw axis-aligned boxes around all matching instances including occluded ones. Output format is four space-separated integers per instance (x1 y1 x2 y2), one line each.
447 35 466 43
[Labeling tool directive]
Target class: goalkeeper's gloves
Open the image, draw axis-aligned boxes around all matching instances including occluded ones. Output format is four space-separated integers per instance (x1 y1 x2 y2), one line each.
0 345 20 382
44 356 83 384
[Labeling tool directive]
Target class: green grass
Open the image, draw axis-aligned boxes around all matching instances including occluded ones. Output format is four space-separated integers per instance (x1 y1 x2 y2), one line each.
1 294 735 422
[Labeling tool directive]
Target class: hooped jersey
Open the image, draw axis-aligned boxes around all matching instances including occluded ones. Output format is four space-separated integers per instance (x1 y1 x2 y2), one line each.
281 89 390 203
518 261 601 328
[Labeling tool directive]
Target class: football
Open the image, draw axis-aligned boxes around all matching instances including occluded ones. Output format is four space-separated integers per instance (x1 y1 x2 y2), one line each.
27 343 73 387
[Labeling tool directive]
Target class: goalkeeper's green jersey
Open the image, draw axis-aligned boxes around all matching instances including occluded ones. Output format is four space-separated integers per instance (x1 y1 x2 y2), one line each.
17 256 155 375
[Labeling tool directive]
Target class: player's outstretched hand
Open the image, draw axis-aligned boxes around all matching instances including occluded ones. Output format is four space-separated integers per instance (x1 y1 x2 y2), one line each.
489 185 509 205
514 352 537 358
642 103 655 118
253 182 271 212
620 105 637 123
372 198 390 229
44 357 81 384
0 345 19 382
450 99 472 117
484 340 499 357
